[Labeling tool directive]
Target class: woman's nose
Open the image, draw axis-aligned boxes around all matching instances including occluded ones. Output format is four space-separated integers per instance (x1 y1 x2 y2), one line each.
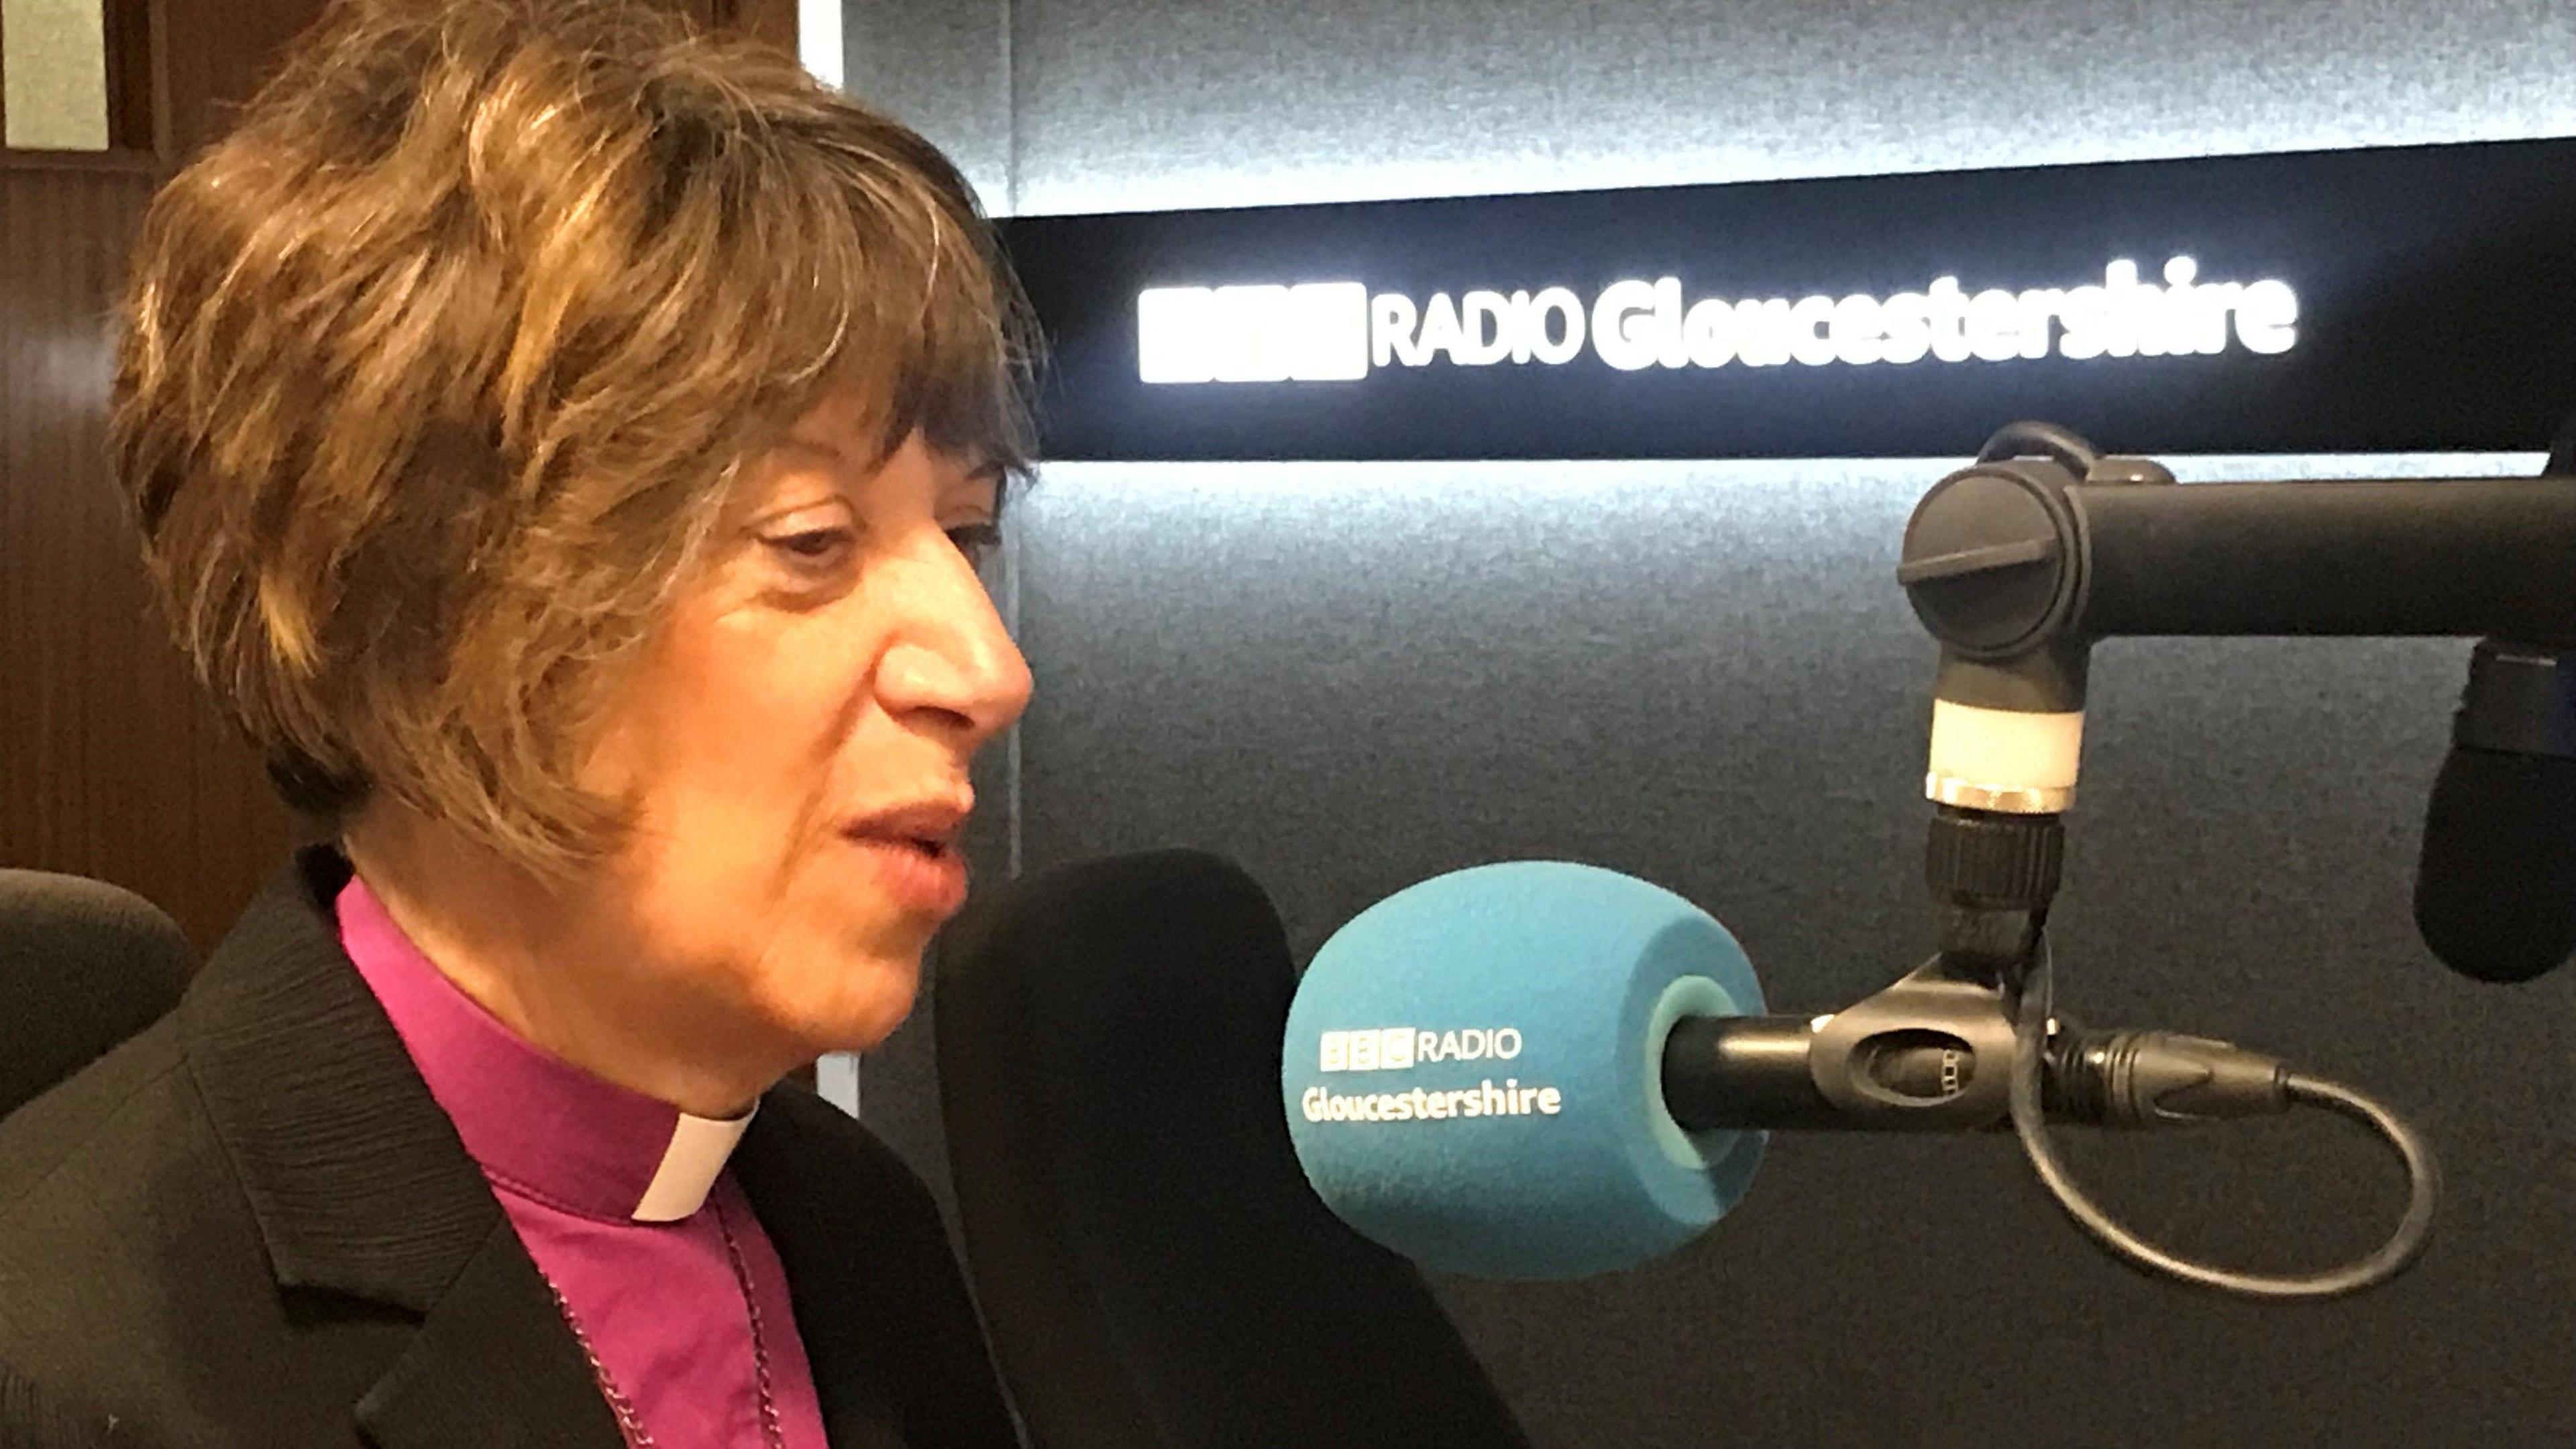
872 534 1033 751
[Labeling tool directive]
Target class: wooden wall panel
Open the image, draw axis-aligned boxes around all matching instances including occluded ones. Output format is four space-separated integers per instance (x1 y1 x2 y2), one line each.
150 0 329 158
102 0 156 150
1 155 301 949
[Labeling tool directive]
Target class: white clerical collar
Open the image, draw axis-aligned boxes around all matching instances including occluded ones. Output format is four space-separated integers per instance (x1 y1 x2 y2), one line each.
631 1107 759 1222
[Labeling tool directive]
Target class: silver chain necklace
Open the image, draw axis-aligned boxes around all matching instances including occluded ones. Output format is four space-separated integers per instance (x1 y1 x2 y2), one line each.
541 1197 788 1449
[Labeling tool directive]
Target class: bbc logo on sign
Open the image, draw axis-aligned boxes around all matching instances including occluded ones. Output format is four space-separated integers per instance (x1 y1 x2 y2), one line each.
1137 282 1370 384
1318 1026 1416 1073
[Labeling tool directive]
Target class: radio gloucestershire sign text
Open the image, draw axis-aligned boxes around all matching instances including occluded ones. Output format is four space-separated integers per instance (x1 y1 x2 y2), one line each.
1136 258 2298 384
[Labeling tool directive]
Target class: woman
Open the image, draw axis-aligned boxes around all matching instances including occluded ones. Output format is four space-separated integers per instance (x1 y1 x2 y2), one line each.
0 2 1032 1445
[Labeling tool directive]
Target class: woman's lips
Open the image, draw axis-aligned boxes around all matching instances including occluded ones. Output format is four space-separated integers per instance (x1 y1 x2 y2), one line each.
842 796 973 916
842 829 970 917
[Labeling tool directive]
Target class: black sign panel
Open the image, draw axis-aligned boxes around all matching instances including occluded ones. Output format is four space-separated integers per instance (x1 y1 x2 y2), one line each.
997 139 2576 462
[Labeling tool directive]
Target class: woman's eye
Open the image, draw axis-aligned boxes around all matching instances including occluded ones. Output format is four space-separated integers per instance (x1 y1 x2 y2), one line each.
761 527 857 570
947 523 1003 568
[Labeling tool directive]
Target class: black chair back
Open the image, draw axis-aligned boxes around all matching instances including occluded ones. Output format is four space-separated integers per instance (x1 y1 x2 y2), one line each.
0 871 192 1120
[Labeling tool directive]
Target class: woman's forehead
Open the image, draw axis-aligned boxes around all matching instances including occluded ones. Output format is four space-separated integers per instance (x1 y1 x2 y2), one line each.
782 388 983 467
754 426 999 500
788 383 881 441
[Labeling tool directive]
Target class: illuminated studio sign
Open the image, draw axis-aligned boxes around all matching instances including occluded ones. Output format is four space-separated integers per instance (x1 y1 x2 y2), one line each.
998 138 2576 461
1137 260 2300 384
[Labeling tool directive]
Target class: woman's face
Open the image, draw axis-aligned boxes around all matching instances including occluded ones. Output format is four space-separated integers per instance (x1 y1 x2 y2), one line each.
574 389 1030 1062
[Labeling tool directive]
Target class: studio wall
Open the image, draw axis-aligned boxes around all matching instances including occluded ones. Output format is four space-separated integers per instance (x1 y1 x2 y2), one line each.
841 1 2576 1444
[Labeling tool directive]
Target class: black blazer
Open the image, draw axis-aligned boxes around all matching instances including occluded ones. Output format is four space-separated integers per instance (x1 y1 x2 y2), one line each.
0 848 1020 1448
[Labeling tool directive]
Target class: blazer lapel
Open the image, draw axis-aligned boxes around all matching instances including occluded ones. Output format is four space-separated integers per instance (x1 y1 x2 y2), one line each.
355 1219 623 1449
733 1085 1024 1449
182 847 622 1449
735 1093 908 1449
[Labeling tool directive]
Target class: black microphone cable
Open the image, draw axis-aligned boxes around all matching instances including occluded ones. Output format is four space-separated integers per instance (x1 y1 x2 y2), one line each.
2004 947 2441 1299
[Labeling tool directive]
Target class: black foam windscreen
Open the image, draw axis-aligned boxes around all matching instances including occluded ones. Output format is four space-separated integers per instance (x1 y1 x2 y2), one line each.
0 871 193 1119
2413 747 2576 983
934 850 1531 1449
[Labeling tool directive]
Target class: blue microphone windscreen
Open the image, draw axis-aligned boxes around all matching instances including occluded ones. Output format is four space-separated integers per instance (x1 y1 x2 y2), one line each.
1282 861 1765 1279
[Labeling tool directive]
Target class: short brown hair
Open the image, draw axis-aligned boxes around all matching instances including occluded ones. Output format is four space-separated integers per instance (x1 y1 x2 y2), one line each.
112 0 1033 872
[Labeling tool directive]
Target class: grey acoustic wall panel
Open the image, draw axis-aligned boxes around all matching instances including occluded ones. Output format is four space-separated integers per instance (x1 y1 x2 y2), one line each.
842 0 1014 207
851 0 2576 215
993 454 2574 1446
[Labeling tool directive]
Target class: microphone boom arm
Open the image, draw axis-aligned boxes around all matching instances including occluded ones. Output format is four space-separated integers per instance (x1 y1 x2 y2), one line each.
1898 420 2576 814
1746 419 2538 1298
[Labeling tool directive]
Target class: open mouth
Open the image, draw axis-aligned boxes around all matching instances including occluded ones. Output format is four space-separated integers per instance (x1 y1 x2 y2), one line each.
843 798 971 874
843 827 955 855
841 820 972 914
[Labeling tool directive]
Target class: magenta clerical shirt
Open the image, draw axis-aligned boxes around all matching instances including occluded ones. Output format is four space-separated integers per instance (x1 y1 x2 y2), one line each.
337 875 830 1449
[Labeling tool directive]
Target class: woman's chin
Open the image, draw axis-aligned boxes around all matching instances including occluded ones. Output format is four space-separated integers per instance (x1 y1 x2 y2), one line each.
765 950 922 1057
